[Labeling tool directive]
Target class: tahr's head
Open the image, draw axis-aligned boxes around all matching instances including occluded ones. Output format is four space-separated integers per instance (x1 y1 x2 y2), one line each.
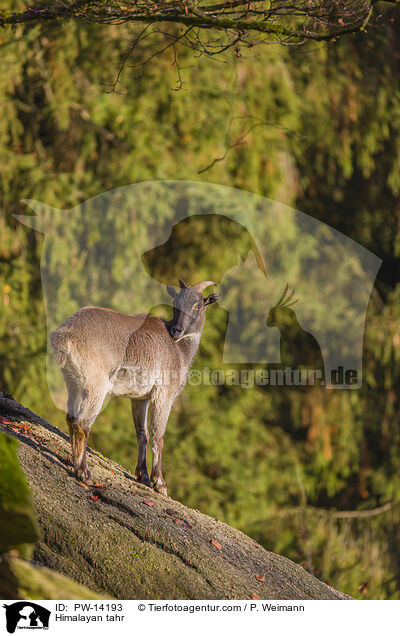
167 279 219 341
266 284 298 328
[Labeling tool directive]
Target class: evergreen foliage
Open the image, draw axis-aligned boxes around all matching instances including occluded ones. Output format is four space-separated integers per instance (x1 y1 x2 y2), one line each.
1 0 400 599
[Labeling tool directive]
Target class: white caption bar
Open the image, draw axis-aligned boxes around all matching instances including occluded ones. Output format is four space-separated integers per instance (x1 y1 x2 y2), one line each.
2 599 399 636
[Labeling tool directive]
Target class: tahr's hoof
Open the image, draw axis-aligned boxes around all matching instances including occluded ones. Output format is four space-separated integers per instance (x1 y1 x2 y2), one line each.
153 482 168 497
135 469 151 488
75 467 92 485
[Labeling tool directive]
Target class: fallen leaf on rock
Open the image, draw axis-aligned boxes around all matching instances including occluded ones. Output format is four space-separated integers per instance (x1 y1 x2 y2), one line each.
78 480 89 489
166 514 192 528
92 482 108 488
250 593 260 600
255 575 265 582
143 500 154 507
4 421 31 434
211 539 222 550
90 495 100 502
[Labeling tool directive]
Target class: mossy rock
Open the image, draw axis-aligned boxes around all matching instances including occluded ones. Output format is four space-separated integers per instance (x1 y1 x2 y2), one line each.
0 397 350 600
0 432 39 558
0 556 107 600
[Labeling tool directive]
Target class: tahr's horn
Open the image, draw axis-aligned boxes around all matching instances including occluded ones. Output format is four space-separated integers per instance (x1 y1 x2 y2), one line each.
192 280 217 294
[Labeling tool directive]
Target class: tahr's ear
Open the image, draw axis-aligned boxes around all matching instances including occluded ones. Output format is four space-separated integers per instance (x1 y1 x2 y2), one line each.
167 285 177 299
204 292 220 308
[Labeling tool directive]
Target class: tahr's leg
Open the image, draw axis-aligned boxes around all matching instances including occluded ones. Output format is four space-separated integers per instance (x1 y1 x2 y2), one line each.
66 414 91 481
131 399 151 487
64 372 107 483
149 398 171 496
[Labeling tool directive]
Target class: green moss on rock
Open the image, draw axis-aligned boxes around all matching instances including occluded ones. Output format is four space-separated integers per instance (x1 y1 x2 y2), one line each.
0 556 107 600
0 432 40 558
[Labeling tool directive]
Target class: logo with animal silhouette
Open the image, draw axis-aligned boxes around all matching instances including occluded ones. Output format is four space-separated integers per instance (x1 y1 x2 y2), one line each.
266 283 325 382
3 602 50 633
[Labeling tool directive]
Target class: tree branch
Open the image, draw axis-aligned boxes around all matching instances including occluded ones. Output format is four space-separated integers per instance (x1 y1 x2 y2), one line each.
0 1 386 47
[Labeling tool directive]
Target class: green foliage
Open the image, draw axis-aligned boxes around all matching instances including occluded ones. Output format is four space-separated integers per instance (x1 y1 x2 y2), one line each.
1 2 400 599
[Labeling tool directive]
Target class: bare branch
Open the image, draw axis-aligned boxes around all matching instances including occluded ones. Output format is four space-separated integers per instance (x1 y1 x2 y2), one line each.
1 1 392 88
198 115 302 174
0 1 386 47
267 500 397 520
